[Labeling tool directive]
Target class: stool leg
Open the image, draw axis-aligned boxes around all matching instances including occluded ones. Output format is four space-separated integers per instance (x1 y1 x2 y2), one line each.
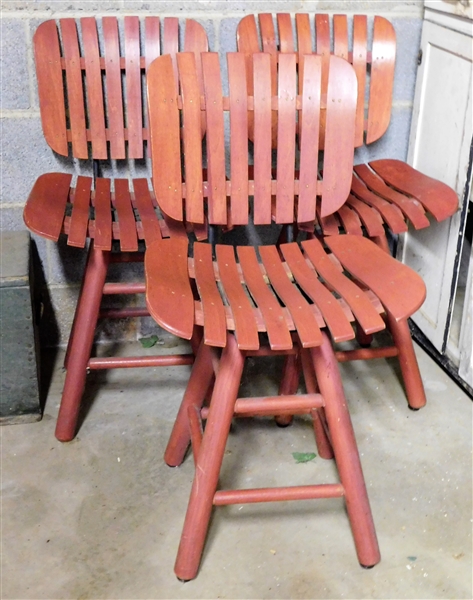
386 315 426 410
55 244 110 442
275 353 299 427
164 340 216 467
174 333 245 581
310 332 380 568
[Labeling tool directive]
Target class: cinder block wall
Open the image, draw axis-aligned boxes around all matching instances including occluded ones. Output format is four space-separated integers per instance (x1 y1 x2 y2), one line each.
0 0 424 347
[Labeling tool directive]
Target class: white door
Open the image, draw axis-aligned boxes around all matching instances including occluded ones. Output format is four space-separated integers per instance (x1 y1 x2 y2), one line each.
400 16 473 353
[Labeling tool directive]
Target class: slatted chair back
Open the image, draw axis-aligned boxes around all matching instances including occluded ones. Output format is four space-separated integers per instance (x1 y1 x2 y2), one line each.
147 51 357 226
237 13 395 147
33 17 208 160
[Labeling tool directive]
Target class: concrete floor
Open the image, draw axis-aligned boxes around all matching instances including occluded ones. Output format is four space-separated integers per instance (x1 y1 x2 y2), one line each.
1 335 472 599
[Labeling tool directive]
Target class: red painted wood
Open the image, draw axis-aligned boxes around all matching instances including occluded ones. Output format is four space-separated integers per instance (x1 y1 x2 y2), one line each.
352 15 368 147
216 245 260 350
366 17 396 144
133 179 162 244
24 173 72 241
178 52 205 224
237 246 293 350
202 53 227 225
33 21 68 155
333 14 349 60
68 176 92 247
228 53 249 225
113 179 138 251
144 16 161 70
124 16 143 158
214 483 343 505
81 17 107 159
60 19 88 158
295 13 312 97
235 14 259 141
163 17 180 91
337 205 363 235
253 53 272 224
259 245 323 348
277 13 294 53
346 194 385 237
93 178 113 250
103 17 126 159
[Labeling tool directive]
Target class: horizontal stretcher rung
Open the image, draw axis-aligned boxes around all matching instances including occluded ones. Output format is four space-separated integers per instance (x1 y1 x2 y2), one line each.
99 307 150 319
336 346 398 362
87 354 194 369
201 394 324 419
213 483 345 506
102 283 146 294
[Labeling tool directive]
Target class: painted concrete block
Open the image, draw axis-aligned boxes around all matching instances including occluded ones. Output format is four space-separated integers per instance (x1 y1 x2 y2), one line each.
0 19 30 110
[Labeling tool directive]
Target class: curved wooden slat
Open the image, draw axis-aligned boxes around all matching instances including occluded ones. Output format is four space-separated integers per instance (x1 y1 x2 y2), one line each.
184 19 209 135
280 243 355 343
295 13 312 96
124 16 144 159
148 54 182 221
216 245 260 350
277 14 294 53
60 19 88 158
178 52 204 224
237 246 293 350
321 56 357 217
366 16 396 144
93 178 112 250
81 17 107 159
163 17 180 88
145 238 194 339
68 176 92 247
259 246 323 348
298 54 321 224
301 237 385 335
33 21 68 156
368 159 458 221
276 53 297 224
228 53 249 225
337 205 363 235
354 164 430 229
333 15 349 60
24 173 72 241
352 15 368 147
253 53 273 225
346 194 385 237
194 243 227 347
133 179 162 244
114 179 139 252
144 16 161 70
325 235 426 321
236 14 259 141
103 17 126 159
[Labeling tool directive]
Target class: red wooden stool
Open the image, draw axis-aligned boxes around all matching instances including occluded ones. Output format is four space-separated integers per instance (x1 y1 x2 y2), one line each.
23 17 208 441
144 51 426 580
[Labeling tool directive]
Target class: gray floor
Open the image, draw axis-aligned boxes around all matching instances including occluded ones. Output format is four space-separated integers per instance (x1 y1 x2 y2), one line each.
2 336 472 600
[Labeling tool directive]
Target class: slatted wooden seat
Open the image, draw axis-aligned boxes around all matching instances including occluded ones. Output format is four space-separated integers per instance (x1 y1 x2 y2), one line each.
144 51 426 580
237 13 458 247
23 17 208 441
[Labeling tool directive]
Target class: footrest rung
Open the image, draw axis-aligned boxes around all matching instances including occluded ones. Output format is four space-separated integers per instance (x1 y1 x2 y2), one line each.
201 394 323 419
213 483 344 505
88 354 194 369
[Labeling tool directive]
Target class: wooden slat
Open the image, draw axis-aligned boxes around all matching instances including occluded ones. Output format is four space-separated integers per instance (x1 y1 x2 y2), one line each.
228 53 249 225
124 16 144 159
295 13 312 96
276 53 297 224
336 205 363 235
259 245 322 348
253 53 273 225
351 174 408 233
352 15 368 147
81 17 107 159
163 17 180 89
103 17 126 159
114 179 139 252
321 56 357 217
144 16 161 70
277 13 294 53
346 194 385 237
280 243 355 343
333 15 349 60
354 164 429 229
236 14 259 141
301 237 385 335
178 52 204 224
145 238 194 339
366 16 396 144
202 53 227 225
93 178 113 250
297 54 321 224
184 19 209 135
133 179 162 245
147 55 183 221
68 176 92 247
33 20 68 155
216 245 259 350
60 19 88 158
369 159 458 222
194 243 227 347
259 13 277 57
24 173 72 241
315 14 331 149
325 235 426 321
237 246 293 350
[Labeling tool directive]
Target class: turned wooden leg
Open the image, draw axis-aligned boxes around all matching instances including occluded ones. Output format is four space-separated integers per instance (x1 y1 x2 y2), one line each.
174 333 245 581
311 332 380 568
55 244 110 442
275 353 300 427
